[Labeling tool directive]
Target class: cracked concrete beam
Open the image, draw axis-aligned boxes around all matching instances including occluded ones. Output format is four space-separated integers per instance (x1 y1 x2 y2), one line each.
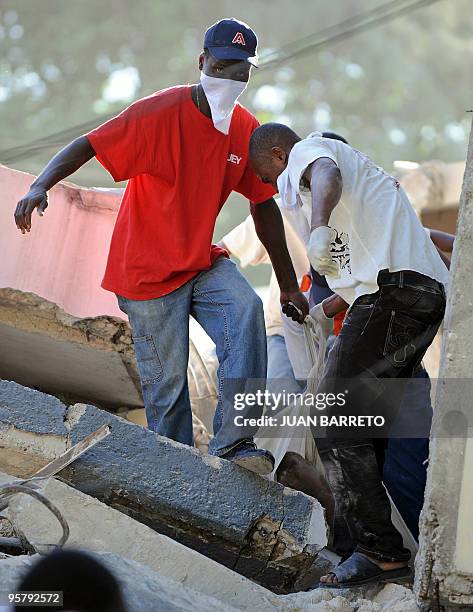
0 380 328 592
0 288 141 410
0 288 222 444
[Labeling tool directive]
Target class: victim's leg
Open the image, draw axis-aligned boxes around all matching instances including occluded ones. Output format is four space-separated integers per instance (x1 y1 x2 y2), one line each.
277 451 335 530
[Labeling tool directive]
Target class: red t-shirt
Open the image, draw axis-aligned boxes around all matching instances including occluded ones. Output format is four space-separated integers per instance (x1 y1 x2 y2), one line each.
86 85 275 300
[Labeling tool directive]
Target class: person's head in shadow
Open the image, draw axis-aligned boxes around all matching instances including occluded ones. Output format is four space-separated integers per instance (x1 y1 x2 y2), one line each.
15 550 126 612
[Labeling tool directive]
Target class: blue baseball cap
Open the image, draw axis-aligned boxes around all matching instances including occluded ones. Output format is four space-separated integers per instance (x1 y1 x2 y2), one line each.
204 18 258 67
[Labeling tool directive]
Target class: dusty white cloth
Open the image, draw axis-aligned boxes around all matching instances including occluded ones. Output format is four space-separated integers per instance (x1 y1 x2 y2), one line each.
308 304 333 340
281 314 314 380
199 73 247 134
255 314 328 478
277 132 449 305
221 209 309 337
282 306 332 380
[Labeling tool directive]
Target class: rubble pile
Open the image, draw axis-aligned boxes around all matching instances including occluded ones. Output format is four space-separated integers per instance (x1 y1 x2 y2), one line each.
0 379 329 595
0 379 418 610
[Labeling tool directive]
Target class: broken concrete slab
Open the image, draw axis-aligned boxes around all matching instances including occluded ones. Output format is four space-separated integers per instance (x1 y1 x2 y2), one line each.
0 550 417 612
4 474 281 611
0 380 328 592
0 288 142 410
0 288 220 444
284 582 417 611
0 551 237 612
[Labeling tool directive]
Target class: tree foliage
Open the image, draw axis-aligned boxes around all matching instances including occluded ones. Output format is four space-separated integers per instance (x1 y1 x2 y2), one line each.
1 0 471 284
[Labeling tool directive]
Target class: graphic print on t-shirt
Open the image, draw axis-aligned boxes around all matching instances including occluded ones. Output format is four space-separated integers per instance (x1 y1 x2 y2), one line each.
329 228 351 274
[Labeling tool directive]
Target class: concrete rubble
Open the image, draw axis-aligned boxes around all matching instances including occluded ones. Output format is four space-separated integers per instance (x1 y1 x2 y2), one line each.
0 379 328 592
0 550 417 612
0 287 141 411
398 159 464 222
0 287 217 448
0 381 419 610
0 551 238 612
2 473 282 611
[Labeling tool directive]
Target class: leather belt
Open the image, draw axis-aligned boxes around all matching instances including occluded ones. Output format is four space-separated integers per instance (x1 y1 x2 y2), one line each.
378 269 443 292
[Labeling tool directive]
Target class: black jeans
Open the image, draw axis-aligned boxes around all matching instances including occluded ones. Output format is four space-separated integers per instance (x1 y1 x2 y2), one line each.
316 270 446 562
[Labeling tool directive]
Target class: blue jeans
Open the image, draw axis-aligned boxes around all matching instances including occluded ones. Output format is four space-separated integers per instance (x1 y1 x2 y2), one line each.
383 369 431 540
117 257 267 456
266 334 305 396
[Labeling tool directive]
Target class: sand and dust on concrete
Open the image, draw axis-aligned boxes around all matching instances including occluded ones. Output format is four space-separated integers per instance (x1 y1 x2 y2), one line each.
281 582 417 611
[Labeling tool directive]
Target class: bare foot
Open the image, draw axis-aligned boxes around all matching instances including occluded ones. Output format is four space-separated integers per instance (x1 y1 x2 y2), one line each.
319 553 409 585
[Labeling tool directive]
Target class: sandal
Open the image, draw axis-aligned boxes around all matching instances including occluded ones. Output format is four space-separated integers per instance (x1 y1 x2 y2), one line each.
318 551 412 589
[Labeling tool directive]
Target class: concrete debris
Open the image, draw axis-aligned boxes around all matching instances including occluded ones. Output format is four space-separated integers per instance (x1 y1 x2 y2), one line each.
0 380 328 592
3 473 281 611
0 517 14 537
0 287 141 410
414 124 473 610
0 471 417 611
398 159 464 216
0 551 238 612
280 582 417 611
0 288 216 449
125 408 211 453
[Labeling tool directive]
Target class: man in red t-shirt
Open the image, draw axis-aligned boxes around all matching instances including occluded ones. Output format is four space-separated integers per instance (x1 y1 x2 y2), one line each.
14 18 308 475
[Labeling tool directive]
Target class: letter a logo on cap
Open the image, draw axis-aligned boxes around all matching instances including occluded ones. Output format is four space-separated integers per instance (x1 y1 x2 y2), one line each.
232 32 246 46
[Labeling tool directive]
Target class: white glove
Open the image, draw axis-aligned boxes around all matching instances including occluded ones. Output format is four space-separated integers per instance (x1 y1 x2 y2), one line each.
307 226 339 278
309 303 334 338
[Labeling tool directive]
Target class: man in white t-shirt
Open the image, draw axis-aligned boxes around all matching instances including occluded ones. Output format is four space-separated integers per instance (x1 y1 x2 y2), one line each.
248 123 448 588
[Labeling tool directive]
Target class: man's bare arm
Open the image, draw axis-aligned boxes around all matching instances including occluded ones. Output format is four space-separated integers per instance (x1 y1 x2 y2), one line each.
250 198 309 323
321 293 349 318
308 158 343 230
14 136 95 233
428 228 455 253
435 246 451 270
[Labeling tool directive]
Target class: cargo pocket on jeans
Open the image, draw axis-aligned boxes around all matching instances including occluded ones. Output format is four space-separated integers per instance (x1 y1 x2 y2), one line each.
383 310 430 369
133 335 163 384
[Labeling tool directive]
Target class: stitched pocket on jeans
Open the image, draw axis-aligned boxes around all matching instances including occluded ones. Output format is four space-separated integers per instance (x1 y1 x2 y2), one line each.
383 310 430 369
133 335 163 384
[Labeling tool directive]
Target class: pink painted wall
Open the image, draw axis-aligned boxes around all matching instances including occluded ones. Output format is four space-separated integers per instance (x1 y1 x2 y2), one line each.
0 164 124 319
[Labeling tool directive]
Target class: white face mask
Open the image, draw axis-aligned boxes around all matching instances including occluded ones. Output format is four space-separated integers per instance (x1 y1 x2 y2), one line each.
200 73 248 135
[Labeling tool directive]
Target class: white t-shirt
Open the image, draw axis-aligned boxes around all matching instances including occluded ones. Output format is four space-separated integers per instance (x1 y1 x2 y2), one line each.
277 133 449 305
